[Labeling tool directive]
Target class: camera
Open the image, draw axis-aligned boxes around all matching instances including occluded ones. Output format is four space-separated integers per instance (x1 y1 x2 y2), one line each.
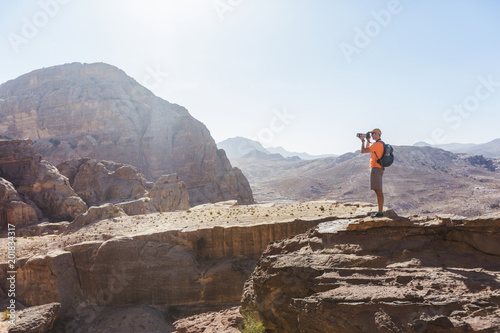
356 132 371 140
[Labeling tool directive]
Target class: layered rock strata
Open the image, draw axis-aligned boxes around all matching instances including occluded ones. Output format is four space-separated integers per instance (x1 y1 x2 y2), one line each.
0 62 253 205
0 140 87 222
242 214 500 332
0 201 373 331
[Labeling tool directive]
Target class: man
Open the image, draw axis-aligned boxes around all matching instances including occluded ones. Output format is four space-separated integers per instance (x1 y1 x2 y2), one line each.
360 128 384 217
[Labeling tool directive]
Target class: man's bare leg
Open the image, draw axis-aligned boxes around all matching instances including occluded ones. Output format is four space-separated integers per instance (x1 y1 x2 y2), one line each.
374 189 384 213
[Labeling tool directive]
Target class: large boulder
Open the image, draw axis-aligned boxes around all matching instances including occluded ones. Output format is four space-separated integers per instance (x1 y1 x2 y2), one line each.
7 302 61 333
57 158 149 206
0 140 87 221
0 177 38 228
242 215 500 332
145 174 190 212
0 62 254 206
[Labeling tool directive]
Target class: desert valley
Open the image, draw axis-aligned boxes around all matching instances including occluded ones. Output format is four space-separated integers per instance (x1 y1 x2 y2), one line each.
0 63 499 332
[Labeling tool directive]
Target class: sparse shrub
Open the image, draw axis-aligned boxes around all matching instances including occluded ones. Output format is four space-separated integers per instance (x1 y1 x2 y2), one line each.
2 310 10 321
319 206 325 211
239 310 265 333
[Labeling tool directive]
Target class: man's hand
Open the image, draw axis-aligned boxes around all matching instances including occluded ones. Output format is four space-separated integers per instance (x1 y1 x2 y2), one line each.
360 137 371 154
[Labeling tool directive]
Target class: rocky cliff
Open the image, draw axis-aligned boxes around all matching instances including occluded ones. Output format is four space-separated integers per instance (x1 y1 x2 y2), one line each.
1 139 192 227
242 214 500 332
2 201 500 331
0 140 87 224
0 201 374 332
0 62 253 205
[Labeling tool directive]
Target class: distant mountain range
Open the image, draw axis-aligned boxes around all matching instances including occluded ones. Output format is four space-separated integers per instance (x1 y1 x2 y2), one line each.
217 137 336 160
219 137 500 162
230 145 500 217
414 138 500 157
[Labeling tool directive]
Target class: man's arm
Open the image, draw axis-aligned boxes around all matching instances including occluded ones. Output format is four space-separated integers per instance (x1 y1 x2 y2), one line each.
360 139 371 154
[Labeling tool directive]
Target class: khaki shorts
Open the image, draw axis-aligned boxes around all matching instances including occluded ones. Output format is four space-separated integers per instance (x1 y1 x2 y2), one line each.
370 167 384 190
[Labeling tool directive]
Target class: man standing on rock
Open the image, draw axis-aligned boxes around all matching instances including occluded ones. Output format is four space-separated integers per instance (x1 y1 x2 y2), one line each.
360 128 384 217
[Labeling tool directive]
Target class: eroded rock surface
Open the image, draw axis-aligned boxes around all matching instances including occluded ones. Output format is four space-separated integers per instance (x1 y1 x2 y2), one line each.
145 174 190 212
0 201 374 330
0 177 38 229
6 302 60 333
173 306 243 333
0 140 87 222
0 62 253 205
57 158 150 206
242 215 500 332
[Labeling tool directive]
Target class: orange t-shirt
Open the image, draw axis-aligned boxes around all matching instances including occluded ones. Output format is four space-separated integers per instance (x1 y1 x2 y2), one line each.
368 140 384 169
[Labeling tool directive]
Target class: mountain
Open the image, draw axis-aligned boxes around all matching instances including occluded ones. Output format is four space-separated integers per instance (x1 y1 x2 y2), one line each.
217 137 268 159
232 145 500 216
414 139 500 157
0 63 253 205
241 149 301 162
455 138 500 157
217 136 335 160
266 146 336 160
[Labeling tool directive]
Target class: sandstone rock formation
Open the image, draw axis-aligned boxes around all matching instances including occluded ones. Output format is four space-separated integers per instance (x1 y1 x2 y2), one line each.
115 198 158 216
57 158 150 206
65 203 127 233
173 306 243 333
0 140 87 222
145 174 190 212
0 177 38 229
242 214 500 332
69 305 176 333
0 201 374 331
0 62 253 205
7 302 60 333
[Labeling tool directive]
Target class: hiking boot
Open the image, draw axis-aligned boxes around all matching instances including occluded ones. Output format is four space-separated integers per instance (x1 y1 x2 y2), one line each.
371 212 384 218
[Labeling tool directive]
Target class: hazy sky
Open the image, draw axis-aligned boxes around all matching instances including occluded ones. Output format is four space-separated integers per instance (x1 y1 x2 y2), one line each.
1 0 500 155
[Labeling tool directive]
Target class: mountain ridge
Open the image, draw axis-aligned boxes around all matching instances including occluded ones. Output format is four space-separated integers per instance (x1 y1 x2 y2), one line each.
231 145 500 216
217 136 336 160
414 138 500 157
